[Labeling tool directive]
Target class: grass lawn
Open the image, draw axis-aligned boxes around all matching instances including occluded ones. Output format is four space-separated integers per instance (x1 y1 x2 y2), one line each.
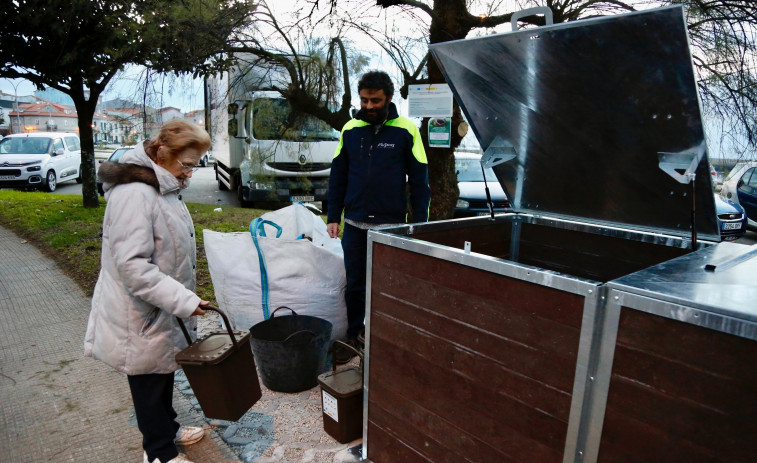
0 190 279 304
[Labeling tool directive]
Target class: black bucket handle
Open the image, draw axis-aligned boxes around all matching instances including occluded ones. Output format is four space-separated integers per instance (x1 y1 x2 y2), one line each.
176 305 238 347
270 306 296 318
331 340 364 372
283 329 318 345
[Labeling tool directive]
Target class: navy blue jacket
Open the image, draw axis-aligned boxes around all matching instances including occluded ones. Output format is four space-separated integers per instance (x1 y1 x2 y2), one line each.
327 103 430 224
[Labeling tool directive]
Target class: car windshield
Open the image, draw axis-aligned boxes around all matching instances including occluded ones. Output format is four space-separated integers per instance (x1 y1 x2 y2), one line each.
109 148 130 162
455 158 499 182
0 137 52 155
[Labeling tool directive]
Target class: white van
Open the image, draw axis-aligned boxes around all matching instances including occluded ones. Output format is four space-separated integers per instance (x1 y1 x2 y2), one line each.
0 132 82 192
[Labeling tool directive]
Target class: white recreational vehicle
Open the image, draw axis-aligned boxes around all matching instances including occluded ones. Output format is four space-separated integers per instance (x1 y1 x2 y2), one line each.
205 66 339 209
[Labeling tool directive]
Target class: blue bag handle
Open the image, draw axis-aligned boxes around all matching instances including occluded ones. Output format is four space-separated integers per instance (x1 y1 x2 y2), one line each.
249 218 283 319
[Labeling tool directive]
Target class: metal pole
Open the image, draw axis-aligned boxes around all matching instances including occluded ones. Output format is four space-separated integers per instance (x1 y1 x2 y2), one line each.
6 79 23 134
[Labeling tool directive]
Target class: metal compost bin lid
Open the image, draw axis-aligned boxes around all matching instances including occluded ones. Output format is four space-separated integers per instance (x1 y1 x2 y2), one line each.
430 6 719 241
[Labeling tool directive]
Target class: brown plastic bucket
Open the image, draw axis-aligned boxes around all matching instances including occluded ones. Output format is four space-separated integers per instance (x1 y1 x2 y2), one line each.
175 306 261 421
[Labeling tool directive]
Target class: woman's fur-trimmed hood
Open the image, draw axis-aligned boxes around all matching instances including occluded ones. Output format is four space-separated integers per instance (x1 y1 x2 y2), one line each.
98 162 159 190
99 142 185 197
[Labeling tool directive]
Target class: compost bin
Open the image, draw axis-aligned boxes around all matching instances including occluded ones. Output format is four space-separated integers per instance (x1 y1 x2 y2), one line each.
359 6 757 463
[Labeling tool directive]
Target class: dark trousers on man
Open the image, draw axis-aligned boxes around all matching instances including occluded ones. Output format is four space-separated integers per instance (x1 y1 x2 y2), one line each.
341 223 368 340
128 372 180 463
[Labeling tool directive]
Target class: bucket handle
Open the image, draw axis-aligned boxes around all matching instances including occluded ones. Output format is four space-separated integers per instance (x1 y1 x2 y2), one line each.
283 329 318 345
330 340 364 372
270 306 297 318
176 306 238 347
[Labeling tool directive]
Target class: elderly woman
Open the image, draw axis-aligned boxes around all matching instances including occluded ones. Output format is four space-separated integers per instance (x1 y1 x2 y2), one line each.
84 120 211 463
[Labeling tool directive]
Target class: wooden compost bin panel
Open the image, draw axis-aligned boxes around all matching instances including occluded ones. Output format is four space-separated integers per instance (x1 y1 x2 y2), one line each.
367 243 585 462
599 309 757 462
411 220 690 283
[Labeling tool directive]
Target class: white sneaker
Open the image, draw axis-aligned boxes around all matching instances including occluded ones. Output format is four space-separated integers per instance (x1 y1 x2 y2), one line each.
143 452 195 463
174 426 205 446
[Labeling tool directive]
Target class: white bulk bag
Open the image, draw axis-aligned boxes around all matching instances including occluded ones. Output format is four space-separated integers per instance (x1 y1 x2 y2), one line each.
203 204 347 340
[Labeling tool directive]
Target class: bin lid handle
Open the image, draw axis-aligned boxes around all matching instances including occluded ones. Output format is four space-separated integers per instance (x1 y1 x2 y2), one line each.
176 305 238 347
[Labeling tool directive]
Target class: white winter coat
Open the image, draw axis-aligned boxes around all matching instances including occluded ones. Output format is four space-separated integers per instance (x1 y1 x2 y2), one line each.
84 143 201 375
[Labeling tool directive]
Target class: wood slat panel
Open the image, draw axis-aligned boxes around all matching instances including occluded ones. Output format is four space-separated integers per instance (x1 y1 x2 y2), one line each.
369 397 516 463
599 408 725 463
413 221 510 258
518 223 689 282
372 244 585 328
370 309 573 418
599 309 757 462
614 308 757 380
375 265 581 358
372 291 577 398
611 345 756 415
367 423 434 463
368 328 567 461
367 241 586 463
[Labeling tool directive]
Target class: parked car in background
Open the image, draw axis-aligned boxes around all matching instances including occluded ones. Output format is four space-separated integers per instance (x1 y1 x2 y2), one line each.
0 132 82 192
97 146 132 195
714 195 748 241
200 151 215 167
719 161 757 230
454 152 510 217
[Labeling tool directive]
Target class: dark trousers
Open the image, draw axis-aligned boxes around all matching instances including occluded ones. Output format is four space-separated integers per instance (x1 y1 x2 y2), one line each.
341 223 368 339
128 372 179 463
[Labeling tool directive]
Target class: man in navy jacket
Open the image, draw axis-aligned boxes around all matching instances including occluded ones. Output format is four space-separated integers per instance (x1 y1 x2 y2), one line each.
327 71 431 362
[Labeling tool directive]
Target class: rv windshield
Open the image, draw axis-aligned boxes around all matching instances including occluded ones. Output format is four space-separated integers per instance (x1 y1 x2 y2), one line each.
252 98 339 142
0 137 53 155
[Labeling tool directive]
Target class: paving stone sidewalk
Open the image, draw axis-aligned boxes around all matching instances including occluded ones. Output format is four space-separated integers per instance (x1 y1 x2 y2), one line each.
0 225 361 463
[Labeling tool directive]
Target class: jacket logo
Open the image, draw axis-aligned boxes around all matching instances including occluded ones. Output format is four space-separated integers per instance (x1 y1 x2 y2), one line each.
376 142 395 149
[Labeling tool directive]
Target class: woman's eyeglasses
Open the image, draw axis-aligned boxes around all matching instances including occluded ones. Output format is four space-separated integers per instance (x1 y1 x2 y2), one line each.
176 159 200 173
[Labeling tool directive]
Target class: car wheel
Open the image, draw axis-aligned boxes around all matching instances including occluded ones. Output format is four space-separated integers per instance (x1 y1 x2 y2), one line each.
44 170 57 192
75 164 83 184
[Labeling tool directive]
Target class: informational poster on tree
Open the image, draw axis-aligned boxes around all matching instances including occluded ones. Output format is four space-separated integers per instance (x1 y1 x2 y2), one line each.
407 84 453 118
428 117 452 148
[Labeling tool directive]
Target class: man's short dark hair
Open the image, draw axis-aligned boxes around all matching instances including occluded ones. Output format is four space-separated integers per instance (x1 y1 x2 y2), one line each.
358 71 395 98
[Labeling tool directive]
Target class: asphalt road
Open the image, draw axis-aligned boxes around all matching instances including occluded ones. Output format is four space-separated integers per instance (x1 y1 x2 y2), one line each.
52 160 239 207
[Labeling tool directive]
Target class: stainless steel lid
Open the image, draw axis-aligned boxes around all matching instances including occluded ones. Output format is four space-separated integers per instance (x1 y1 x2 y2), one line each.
430 6 719 240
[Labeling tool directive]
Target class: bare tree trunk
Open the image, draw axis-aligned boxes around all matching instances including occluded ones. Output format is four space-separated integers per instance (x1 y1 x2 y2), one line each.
70 88 100 208
425 0 470 221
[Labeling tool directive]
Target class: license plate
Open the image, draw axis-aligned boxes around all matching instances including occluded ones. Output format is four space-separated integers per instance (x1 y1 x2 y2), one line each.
291 195 315 202
723 222 742 230
476 212 491 216
0 175 16 180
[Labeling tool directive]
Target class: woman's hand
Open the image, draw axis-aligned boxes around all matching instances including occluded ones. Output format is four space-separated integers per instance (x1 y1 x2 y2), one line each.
192 300 210 316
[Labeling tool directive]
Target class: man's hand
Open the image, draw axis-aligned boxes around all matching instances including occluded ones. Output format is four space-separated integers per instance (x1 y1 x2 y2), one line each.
327 222 340 239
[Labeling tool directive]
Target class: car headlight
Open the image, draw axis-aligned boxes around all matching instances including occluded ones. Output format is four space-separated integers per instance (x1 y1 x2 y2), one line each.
456 199 469 208
251 182 274 190
27 166 41 172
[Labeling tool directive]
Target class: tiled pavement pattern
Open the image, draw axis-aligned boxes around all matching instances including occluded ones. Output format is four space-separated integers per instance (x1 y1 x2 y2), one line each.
0 225 361 463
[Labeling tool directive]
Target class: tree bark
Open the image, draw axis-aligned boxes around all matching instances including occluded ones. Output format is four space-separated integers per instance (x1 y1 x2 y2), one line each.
70 89 100 208
424 0 472 220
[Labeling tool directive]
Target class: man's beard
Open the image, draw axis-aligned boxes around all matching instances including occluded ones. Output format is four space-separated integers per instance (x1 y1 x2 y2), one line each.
363 104 389 124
